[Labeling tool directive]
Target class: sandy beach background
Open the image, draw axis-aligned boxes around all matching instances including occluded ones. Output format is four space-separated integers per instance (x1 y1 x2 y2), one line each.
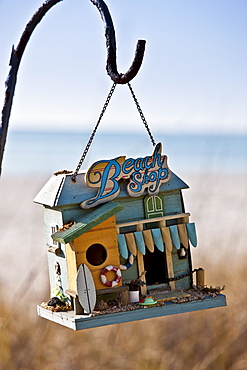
0 169 246 369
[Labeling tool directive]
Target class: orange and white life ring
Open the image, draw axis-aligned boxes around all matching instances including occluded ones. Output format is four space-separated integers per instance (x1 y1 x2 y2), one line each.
101 265 122 287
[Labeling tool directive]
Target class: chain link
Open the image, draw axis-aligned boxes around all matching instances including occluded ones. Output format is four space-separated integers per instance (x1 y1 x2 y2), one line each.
72 82 117 181
72 82 156 181
127 82 156 147
166 268 201 282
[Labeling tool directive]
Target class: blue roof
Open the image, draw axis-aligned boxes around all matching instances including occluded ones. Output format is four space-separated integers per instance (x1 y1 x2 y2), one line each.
34 170 189 208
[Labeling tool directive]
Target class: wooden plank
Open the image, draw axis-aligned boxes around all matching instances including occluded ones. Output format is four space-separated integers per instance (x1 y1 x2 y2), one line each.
169 225 180 250
120 259 138 284
117 212 190 229
177 224 189 249
164 245 175 290
65 290 84 315
65 289 77 298
52 202 124 244
74 227 117 249
186 223 197 247
125 233 137 256
33 174 65 207
76 264 96 314
117 234 129 259
88 216 116 232
134 231 146 255
151 228 164 252
115 198 145 223
160 227 173 252
37 294 227 331
152 291 191 301
74 226 120 291
96 286 128 295
136 250 147 295
65 242 77 292
142 229 154 252
162 191 183 214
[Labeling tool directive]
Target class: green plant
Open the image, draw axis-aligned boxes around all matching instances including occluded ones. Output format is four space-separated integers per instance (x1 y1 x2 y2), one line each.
126 272 146 291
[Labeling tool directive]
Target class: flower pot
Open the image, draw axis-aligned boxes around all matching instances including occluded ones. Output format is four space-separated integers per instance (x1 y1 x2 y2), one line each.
129 290 139 303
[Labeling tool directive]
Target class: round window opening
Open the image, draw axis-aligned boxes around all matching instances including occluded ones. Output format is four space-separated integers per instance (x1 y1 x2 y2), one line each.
86 243 107 266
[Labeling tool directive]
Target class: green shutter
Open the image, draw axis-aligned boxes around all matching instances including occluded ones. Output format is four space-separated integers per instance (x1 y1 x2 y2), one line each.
144 194 164 219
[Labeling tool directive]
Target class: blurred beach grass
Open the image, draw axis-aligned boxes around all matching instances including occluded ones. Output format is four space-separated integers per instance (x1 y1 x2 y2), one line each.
0 173 246 370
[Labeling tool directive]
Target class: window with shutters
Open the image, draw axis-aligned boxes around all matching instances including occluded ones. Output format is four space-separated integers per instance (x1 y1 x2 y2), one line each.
144 195 164 219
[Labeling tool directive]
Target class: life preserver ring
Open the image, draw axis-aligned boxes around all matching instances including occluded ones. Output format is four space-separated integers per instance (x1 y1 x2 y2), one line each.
120 253 134 270
101 265 122 287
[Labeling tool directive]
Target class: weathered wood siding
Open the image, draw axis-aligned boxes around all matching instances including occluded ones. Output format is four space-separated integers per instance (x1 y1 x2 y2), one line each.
163 191 183 215
172 246 191 289
44 208 70 297
120 256 139 283
65 241 77 291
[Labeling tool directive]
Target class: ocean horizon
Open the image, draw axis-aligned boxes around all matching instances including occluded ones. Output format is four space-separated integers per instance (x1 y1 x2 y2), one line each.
2 130 246 176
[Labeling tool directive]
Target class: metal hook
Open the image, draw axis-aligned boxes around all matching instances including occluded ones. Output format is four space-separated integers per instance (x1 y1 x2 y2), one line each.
90 0 146 84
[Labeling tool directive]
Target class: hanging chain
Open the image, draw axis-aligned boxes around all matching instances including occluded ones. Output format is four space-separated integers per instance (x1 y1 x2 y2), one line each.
72 82 156 181
166 268 201 282
72 82 117 182
127 82 156 147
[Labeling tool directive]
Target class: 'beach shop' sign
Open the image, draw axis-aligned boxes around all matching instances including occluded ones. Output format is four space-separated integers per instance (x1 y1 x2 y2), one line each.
80 143 170 209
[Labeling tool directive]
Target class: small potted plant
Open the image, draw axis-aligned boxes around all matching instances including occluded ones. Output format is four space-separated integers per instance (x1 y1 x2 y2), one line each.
126 272 146 303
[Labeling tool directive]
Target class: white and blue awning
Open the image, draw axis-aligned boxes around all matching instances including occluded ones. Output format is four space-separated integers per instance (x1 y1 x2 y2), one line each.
117 223 197 258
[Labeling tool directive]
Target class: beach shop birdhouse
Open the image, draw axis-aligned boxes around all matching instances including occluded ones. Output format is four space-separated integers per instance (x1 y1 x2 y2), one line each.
0 0 226 331
35 143 226 330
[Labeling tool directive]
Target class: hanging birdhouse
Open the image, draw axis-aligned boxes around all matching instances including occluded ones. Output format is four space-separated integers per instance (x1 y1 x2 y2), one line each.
35 141 226 330
1 0 226 330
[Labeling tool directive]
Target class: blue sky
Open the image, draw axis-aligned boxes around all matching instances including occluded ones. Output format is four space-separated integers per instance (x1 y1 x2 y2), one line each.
0 0 246 134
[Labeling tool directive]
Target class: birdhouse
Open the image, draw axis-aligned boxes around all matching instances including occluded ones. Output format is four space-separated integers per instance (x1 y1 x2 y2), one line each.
35 143 226 330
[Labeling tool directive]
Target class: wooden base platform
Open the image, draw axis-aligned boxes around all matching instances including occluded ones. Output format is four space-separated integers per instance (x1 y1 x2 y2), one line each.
37 294 227 331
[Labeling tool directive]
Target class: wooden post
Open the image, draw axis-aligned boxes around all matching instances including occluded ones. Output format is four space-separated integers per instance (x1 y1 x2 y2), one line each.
158 219 166 228
160 227 175 290
136 250 147 295
164 248 176 290
196 268 205 287
65 289 84 315
136 223 143 231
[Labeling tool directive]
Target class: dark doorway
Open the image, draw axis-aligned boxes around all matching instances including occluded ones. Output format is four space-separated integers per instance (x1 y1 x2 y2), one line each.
143 247 168 285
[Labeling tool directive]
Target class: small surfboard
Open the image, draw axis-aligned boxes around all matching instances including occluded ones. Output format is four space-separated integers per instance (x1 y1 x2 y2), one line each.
76 264 96 314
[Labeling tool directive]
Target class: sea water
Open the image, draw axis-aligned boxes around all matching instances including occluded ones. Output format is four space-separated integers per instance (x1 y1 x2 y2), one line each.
2 130 247 176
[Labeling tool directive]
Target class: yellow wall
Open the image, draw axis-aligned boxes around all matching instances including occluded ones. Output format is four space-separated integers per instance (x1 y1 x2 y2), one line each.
68 216 121 291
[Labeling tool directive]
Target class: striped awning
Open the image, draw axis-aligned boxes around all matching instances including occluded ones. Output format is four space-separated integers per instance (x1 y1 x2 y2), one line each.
117 223 197 258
